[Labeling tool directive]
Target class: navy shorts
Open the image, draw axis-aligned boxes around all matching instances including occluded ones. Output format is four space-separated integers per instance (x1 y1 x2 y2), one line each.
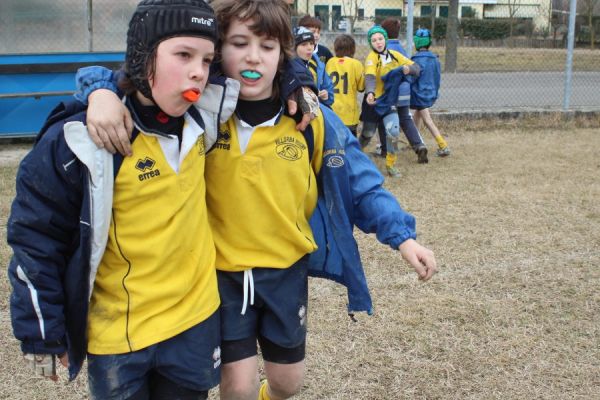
87 311 221 399
217 256 309 364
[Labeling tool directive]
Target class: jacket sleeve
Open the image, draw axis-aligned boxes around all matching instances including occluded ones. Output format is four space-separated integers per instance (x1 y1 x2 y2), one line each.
320 64 335 107
279 58 318 100
7 125 84 355
74 66 122 104
332 113 417 248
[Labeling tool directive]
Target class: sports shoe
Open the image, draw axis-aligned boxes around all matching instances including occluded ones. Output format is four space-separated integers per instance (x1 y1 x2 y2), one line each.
436 147 451 157
417 146 429 164
369 150 386 158
386 166 401 177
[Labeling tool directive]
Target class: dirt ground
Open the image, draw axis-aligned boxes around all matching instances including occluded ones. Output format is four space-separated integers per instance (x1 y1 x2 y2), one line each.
1 119 599 399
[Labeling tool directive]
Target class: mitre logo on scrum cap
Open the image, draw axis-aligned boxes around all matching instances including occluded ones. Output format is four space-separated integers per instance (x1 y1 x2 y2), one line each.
191 16 214 26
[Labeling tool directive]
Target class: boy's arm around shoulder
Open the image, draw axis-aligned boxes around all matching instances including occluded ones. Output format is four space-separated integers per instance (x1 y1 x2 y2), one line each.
7 119 85 357
75 66 121 105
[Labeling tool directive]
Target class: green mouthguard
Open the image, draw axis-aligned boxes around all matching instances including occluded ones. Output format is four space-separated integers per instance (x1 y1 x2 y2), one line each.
241 70 261 79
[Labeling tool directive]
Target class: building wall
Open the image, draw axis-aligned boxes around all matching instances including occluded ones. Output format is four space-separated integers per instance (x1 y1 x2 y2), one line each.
295 0 552 31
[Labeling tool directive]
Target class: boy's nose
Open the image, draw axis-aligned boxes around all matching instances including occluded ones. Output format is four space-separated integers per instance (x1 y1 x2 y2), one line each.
245 44 261 63
190 64 205 82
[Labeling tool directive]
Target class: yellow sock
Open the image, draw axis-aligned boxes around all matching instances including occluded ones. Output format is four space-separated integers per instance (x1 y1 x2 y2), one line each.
435 135 448 150
385 153 397 168
258 380 271 400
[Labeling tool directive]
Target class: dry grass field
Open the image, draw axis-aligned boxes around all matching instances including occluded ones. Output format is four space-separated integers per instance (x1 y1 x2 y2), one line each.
1 115 599 399
351 46 600 73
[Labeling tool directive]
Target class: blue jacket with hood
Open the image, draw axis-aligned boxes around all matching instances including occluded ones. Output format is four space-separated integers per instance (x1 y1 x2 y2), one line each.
307 105 417 314
410 50 441 108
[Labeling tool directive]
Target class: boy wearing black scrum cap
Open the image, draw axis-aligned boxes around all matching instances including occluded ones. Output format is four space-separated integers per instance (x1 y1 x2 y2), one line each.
6 1 223 398
293 26 334 106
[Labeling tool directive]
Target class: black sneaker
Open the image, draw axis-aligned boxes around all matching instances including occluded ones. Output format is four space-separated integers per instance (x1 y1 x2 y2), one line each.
417 146 429 164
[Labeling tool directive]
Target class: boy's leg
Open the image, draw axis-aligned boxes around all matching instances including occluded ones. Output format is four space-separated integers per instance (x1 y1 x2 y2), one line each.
412 109 422 132
421 108 449 153
258 257 309 399
359 121 378 149
377 119 387 157
397 106 428 163
220 355 260 400
262 359 306 400
382 111 401 177
218 270 262 400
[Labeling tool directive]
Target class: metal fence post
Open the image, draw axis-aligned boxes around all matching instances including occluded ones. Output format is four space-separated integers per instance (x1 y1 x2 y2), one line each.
406 0 415 57
87 0 94 52
562 0 577 111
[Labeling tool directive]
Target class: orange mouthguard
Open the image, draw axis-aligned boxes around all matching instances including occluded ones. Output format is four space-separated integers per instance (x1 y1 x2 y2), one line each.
182 89 200 102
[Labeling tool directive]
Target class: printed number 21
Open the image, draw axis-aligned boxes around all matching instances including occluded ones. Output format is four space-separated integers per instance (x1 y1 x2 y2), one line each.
330 71 348 95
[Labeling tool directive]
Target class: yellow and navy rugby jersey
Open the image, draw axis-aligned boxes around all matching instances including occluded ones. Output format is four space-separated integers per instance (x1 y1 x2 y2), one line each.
364 49 413 98
205 112 325 272
87 119 219 354
308 58 319 86
326 56 365 126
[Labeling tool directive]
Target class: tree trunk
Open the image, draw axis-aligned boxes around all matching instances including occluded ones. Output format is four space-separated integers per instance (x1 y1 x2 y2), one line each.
589 7 595 49
431 0 436 38
444 0 459 72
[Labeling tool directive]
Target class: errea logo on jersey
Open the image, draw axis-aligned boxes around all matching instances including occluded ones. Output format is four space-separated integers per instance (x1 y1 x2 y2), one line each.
135 157 161 181
191 17 214 26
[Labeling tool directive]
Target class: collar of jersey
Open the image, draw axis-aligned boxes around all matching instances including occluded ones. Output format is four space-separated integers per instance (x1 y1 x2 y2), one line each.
237 107 283 128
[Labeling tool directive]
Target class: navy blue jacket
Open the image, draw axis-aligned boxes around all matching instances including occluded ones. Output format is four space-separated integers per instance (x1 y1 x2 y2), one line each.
8 105 91 380
410 50 441 108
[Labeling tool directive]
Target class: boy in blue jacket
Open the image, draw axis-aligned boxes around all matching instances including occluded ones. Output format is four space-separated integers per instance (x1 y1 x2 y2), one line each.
410 28 450 157
293 26 335 107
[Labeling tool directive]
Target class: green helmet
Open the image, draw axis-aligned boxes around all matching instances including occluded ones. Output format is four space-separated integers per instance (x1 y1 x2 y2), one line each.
367 25 388 51
414 28 432 50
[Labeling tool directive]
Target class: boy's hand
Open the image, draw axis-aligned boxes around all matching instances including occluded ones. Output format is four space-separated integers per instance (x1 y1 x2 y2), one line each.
87 89 134 156
287 86 318 131
318 89 328 101
398 239 437 281
23 353 68 382
402 65 410 75
366 93 376 106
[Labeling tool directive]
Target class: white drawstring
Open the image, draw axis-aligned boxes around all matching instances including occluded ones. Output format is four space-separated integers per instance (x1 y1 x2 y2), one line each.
241 269 255 315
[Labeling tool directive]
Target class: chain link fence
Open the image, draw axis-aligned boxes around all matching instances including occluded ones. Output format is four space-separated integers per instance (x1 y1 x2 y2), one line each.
1 0 599 112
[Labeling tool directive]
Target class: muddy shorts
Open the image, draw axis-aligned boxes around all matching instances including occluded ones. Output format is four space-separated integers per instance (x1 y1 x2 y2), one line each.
87 311 221 399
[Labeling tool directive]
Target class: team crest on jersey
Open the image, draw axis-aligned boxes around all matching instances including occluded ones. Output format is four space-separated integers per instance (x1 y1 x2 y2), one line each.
135 157 161 181
326 155 344 168
213 346 221 369
196 135 206 156
275 136 306 161
215 127 231 150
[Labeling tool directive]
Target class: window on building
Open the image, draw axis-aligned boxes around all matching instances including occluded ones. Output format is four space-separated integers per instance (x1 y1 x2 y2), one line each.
375 8 402 23
439 6 448 17
421 5 432 16
358 8 365 19
461 6 476 18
